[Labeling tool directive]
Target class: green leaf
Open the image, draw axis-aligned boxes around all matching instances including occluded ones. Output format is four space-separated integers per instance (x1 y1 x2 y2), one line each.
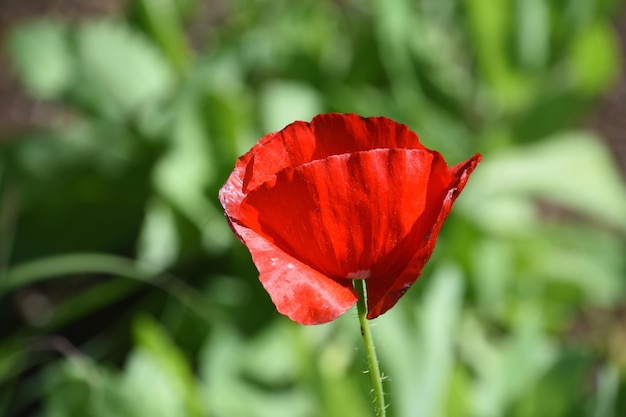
377 264 465 417
259 80 322 132
471 237 514 318
527 226 625 307
2 253 156 294
592 363 620 417
0 342 26 387
131 314 203 417
514 349 594 417
569 22 620 95
460 309 557 417
133 0 192 74
460 131 626 233
43 361 92 417
515 0 549 71
465 0 534 110
41 357 136 417
121 350 189 417
371 0 420 88
199 323 315 417
7 20 73 98
137 198 179 271
152 94 231 253
72 20 175 119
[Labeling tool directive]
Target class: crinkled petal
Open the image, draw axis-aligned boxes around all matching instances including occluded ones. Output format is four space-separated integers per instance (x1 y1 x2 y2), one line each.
218 121 316 228
236 148 434 281
365 153 482 319
218 113 425 228
309 113 424 158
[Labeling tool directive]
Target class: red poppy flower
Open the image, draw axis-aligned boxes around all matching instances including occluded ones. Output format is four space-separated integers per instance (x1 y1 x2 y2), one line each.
219 113 480 325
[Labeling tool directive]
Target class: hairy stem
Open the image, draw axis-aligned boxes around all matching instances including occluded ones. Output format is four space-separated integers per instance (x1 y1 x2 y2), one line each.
354 279 386 417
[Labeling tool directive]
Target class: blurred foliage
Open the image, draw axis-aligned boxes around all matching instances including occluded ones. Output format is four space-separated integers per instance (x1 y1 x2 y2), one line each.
1 0 626 416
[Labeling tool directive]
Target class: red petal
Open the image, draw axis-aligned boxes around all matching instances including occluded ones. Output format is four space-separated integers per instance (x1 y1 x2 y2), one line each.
237 148 435 285
218 120 316 230
231 223 358 324
219 114 425 232
365 153 482 319
309 113 424 157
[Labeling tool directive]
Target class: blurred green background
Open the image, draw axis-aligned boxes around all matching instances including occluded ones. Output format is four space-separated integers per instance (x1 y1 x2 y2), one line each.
1 0 626 416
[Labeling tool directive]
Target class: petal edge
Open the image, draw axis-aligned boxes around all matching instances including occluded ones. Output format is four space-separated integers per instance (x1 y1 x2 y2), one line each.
233 223 358 325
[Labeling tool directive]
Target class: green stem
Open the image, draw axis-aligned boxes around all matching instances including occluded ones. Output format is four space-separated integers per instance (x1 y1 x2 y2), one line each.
354 279 386 417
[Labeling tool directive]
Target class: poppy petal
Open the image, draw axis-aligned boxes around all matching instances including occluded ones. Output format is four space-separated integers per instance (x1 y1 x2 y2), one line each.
236 148 435 284
309 113 425 157
219 114 426 223
365 153 482 319
230 224 358 324
218 120 317 227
